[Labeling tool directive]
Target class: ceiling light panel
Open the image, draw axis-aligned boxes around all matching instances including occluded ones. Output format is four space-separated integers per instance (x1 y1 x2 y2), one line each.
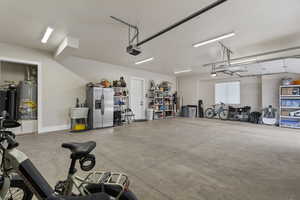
135 57 154 65
174 69 192 74
193 32 235 48
230 58 257 65
41 27 54 44
211 72 217 77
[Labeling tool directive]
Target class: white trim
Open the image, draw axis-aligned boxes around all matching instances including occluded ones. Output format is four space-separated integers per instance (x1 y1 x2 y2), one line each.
39 124 70 134
0 57 42 134
37 64 42 133
10 120 37 135
0 57 40 66
130 76 146 120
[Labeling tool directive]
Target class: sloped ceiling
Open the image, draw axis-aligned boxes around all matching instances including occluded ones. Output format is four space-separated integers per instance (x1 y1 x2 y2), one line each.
0 0 300 76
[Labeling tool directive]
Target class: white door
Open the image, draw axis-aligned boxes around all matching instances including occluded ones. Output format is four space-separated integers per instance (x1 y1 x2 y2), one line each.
131 78 145 120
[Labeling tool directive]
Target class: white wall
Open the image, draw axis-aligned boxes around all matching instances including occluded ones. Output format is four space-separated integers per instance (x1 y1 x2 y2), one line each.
178 73 300 112
177 76 200 106
261 73 300 109
62 56 176 91
178 75 261 111
61 56 176 111
0 61 27 84
0 42 86 133
0 42 176 133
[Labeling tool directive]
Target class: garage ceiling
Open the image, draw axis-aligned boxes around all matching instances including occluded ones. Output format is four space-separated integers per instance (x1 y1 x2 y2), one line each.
0 0 300 76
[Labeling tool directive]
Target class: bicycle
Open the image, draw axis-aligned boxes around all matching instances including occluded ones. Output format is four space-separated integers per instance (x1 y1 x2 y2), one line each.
0 117 33 200
54 141 138 200
205 102 228 120
0 112 138 200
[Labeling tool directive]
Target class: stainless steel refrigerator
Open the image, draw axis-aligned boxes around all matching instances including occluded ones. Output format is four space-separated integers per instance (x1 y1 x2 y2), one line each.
86 87 114 129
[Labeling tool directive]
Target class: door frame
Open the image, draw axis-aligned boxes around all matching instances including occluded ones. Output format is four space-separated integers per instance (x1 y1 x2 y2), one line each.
130 76 146 120
0 57 42 134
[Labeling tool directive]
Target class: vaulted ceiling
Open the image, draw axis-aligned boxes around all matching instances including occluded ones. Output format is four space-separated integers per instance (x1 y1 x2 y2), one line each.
0 0 300 76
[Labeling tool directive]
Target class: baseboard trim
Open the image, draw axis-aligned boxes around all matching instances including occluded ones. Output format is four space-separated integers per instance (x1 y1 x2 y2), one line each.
39 124 70 134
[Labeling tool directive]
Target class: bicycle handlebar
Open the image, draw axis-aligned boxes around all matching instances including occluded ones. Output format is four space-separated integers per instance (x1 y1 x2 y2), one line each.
0 112 18 150
5 134 19 149
0 130 18 150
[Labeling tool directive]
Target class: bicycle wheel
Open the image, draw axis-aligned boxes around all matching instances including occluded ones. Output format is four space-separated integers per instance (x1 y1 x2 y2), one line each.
219 109 229 120
205 108 215 119
85 184 138 200
6 175 33 200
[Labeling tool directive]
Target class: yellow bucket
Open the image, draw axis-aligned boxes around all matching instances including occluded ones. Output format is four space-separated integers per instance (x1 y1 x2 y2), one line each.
73 124 86 131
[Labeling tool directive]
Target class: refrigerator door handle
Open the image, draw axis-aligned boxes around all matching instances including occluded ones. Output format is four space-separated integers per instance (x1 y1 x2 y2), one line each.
101 94 105 115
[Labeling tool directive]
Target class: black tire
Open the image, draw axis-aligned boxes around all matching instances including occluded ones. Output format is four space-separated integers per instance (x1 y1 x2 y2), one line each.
8 175 33 200
219 109 229 120
205 108 215 119
85 184 138 200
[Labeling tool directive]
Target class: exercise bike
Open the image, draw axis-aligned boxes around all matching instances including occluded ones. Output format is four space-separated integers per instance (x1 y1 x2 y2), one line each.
0 113 138 200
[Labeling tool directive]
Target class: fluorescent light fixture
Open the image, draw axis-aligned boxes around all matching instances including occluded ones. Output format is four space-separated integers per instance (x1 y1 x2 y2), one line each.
41 27 54 44
211 72 217 77
193 32 235 48
135 57 154 65
230 58 257 65
227 66 242 71
174 69 192 74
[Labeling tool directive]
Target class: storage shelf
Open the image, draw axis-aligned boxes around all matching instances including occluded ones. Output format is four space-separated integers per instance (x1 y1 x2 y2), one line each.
280 116 300 119
280 96 300 99
280 85 300 88
149 88 175 120
281 107 300 109
113 87 130 126
154 110 173 112
149 91 168 93
280 97 300 100
280 125 300 129
150 97 173 99
114 96 129 98
280 85 300 129
165 116 175 119
281 95 300 97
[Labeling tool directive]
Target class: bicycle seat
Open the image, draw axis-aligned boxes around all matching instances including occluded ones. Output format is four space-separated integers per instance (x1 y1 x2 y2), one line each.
62 141 96 159
47 193 110 200
2 120 21 129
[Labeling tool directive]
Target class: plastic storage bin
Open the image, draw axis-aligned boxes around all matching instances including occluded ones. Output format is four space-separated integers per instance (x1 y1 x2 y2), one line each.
147 109 154 121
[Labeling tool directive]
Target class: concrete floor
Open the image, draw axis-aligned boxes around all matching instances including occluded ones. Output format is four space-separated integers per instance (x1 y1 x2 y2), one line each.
17 118 300 200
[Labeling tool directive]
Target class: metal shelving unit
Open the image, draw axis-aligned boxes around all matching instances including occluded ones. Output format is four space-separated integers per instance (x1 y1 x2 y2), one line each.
279 85 300 129
113 87 131 125
148 90 175 120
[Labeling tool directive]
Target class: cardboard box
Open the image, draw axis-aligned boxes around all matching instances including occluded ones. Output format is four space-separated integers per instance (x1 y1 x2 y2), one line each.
282 88 294 95
281 110 289 116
